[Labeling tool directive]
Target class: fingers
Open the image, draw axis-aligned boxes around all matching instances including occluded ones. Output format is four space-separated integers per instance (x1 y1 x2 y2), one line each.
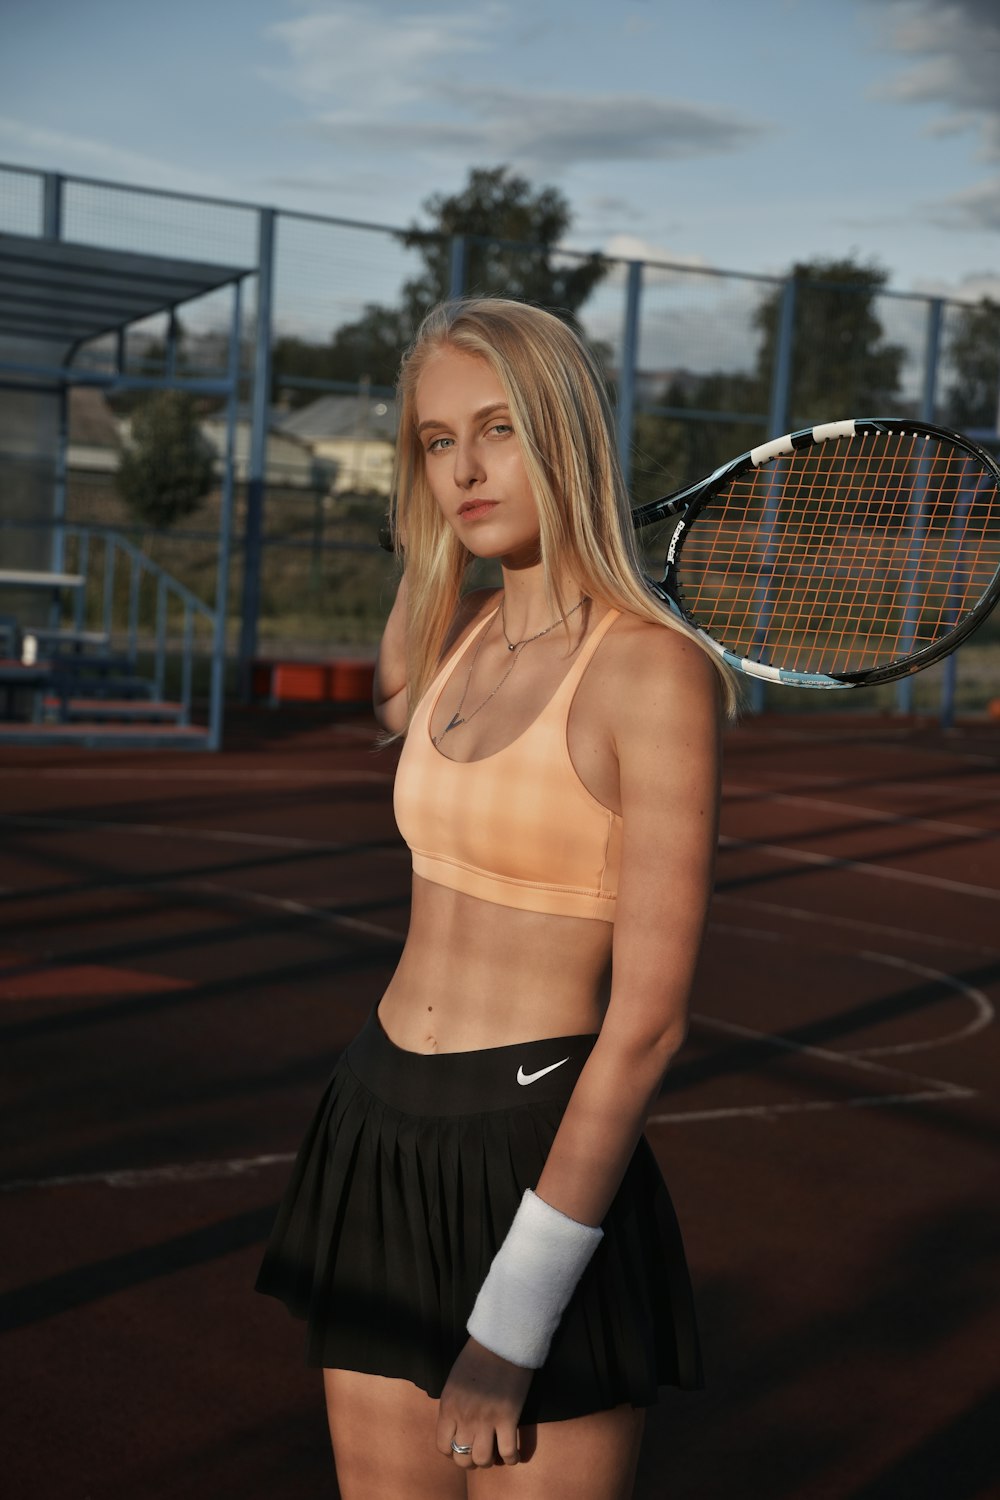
436 1422 519 1469
496 1420 520 1466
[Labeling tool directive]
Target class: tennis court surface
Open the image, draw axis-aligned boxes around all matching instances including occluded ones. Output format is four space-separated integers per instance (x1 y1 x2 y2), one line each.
2 707 997 1500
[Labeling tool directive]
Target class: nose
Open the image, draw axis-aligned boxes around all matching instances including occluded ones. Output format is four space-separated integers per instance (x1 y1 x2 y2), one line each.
453 439 486 490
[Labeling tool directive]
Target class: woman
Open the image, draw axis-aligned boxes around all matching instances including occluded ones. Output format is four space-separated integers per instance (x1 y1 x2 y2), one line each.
256 298 735 1498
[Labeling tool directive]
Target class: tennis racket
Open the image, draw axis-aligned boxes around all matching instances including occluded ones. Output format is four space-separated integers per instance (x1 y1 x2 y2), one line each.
631 418 1000 688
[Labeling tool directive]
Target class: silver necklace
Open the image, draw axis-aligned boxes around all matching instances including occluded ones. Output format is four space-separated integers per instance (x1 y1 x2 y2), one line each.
500 594 585 651
433 597 586 745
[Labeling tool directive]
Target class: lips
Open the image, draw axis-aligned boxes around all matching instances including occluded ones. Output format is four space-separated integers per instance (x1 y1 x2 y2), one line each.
457 500 499 519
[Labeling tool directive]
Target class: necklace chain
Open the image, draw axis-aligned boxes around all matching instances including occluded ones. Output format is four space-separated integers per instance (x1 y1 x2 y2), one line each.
432 596 586 746
500 594 585 651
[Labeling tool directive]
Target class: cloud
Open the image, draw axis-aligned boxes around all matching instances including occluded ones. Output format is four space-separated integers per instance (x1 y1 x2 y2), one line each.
0 115 226 196
866 0 1000 158
602 234 714 283
908 267 1000 304
927 174 1000 231
266 3 769 171
263 3 498 113
305 86 768 171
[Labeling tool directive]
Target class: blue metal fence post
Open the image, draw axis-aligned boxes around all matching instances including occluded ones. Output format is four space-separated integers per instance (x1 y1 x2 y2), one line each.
43 174 66 588
239 206 276 698
42 172 63 239
746 275 798 714
210 278 244 751
767 277 797 437
617 261 643 491
449 235 468 299
898 297 944 717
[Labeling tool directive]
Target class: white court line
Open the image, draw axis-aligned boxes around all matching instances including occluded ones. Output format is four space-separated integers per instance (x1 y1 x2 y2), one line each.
724 784 999 839
0 1152 298 1193
719 834 1000 902
710 920 994 1057
4 1006 975 1191
0 813 405 856
648 1011 975 1125
735 726 1000 767
0 764 388 782
166 879 405 945
716 894 1000 959
742 773 999 801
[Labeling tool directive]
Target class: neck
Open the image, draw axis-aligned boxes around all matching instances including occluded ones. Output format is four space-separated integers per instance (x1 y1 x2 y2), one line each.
499 562 584 640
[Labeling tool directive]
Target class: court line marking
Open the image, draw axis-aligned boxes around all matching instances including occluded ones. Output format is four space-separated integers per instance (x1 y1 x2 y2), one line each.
0 1152 298 1193
724 785 1000 839
0 813 405 856
164 879 406 945
711 921 994 1057
648 1011 975 1125
3 999 979 1193
719 834 1000 902
716 893 1000 959
733 726 1000 767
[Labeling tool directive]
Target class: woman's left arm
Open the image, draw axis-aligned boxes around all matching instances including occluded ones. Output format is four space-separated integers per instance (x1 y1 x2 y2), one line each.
437 625 723 1468
536 623 722 1222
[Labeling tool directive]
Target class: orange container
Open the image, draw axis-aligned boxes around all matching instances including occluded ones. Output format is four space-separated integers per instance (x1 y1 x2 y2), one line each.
329 659 375 703
272 662 331 702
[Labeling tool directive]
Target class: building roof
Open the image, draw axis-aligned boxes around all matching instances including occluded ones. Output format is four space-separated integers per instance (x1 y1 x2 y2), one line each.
277 392 398 443
69 387 121 447
0 231 249 350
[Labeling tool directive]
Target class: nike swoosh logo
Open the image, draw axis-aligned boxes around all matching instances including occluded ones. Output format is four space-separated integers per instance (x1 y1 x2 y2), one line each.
516 1057 570 1087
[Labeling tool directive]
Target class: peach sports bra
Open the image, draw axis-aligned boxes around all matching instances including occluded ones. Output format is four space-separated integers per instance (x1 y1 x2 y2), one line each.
393 605 623 921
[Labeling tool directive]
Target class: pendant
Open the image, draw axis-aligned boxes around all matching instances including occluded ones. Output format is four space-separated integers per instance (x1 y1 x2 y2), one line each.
507 643 516 652
437 711 464 741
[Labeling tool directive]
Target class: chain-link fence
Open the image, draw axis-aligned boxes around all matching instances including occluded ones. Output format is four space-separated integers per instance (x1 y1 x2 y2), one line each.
2 161 998 712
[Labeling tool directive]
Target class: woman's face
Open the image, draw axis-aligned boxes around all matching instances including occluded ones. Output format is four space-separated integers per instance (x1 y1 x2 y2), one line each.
414 345 541 567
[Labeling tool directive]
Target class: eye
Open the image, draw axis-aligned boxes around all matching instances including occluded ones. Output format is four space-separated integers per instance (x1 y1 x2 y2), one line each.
487 422 513 438
425 435 453 453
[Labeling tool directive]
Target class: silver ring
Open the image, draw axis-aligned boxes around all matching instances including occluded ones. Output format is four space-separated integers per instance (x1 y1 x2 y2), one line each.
451 1439 473 1455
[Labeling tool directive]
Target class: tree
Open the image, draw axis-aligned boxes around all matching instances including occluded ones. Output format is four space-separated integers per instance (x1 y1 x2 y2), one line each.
754 257 905 426
944 297 1000 430
628 256 906 511
272 167 608 405
399 166 606 320
116 391 216 527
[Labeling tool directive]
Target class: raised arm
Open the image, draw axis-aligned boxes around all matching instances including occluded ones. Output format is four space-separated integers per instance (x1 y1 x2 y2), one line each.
373 573 408 733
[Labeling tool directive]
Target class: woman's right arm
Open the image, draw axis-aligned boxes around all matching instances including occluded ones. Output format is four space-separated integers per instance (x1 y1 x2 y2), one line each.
373 573 409 733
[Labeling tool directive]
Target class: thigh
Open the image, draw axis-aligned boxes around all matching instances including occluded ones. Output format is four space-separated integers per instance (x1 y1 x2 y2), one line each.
468 1404 645 1500
324 1368 468 1500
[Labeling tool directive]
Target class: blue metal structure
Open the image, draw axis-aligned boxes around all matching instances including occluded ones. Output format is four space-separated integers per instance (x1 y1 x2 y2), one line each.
1 159 997 731
0 191 251 749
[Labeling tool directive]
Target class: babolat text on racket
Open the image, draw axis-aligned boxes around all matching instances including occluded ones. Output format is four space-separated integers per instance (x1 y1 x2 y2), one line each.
631 418 1000 688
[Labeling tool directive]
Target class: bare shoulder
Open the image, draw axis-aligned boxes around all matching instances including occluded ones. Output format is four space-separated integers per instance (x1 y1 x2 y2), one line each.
594 611 722 728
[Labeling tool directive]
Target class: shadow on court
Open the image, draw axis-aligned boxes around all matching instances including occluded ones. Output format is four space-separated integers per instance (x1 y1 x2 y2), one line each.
2 708 998 1499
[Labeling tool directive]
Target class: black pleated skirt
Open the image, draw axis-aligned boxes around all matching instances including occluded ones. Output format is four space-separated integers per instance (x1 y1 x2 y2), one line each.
255 1008 703 1424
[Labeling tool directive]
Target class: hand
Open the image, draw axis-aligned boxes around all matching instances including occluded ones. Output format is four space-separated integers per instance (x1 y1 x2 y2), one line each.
436 1337 533 1469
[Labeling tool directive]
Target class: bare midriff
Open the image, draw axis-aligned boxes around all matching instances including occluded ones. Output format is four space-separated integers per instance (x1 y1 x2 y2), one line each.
377 875 613 1054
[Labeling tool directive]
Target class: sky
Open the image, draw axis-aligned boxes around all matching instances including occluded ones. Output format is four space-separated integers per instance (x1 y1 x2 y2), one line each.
1 0 998 304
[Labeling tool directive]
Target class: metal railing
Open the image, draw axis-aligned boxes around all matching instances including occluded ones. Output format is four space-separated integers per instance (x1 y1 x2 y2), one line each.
2 159 998 724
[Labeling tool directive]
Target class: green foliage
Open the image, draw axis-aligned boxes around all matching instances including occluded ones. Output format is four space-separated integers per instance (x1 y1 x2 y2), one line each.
115 391 216 527
272 166 607 405
629 256 906 511
944 297 1000 430
399 166 606 320
755 257 905 425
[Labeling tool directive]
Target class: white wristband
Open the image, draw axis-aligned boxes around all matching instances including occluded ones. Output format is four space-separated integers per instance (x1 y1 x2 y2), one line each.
466 1189 603 1369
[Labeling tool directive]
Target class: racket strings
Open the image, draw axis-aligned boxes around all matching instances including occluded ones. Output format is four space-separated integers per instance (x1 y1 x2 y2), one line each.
674 432 1000 673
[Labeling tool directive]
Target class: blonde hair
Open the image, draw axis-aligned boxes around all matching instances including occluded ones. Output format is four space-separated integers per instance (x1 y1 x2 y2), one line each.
389 297 739 723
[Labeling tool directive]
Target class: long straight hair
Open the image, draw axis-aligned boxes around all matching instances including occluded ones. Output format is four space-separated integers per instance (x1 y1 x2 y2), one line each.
390 297 739 723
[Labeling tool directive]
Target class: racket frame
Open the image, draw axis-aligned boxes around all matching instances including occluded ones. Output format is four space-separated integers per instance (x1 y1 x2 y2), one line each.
631 418 1000 689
